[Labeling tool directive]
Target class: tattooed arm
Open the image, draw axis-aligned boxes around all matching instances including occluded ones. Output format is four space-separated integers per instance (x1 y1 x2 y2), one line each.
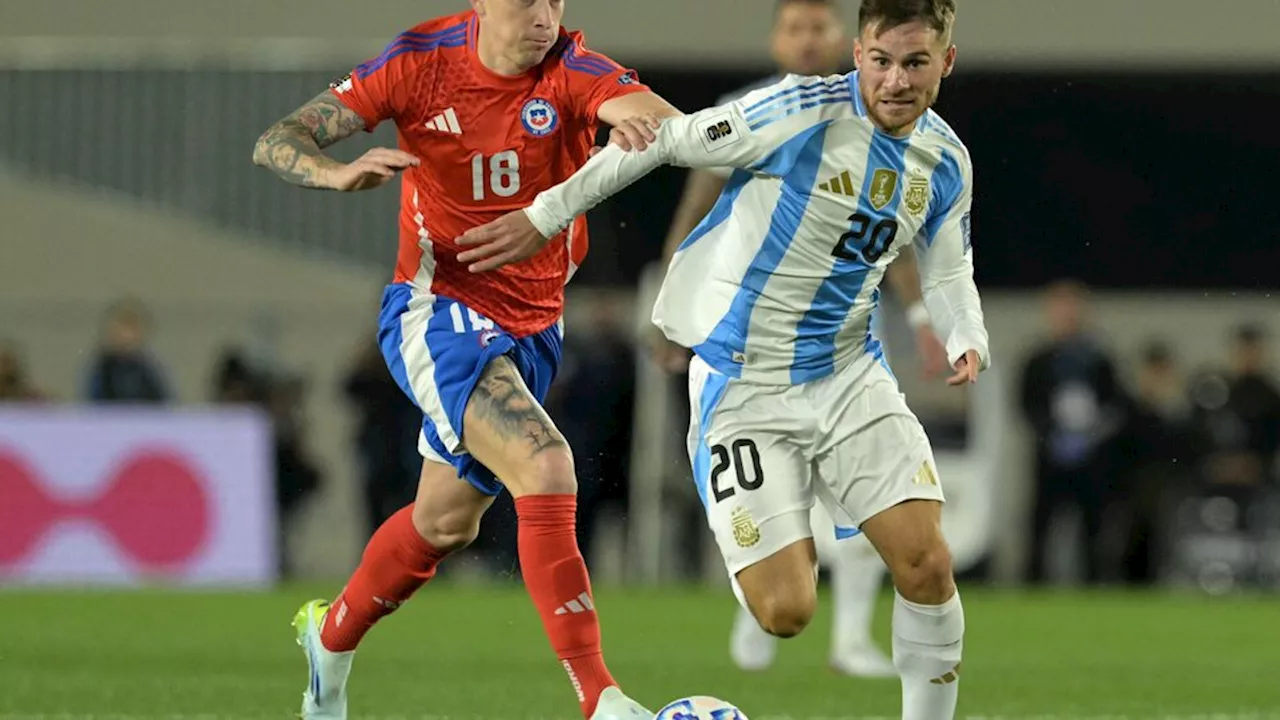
252 90 419 191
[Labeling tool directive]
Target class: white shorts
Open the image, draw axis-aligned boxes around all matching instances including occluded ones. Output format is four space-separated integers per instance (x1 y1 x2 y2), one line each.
686 354 944 577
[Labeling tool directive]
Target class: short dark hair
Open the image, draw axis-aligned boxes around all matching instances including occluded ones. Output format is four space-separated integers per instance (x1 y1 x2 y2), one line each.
857 0 956 39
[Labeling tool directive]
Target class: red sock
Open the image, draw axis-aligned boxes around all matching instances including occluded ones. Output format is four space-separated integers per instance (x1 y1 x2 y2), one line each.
320 504 448 652
516 494 617 718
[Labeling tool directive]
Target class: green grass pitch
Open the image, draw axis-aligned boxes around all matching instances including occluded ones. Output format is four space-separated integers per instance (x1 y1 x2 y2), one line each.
1 583 1276 719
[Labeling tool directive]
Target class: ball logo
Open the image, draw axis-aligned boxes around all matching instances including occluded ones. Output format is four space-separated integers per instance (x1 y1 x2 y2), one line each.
521 98 559 137
0 448 212 570
479 329 501 348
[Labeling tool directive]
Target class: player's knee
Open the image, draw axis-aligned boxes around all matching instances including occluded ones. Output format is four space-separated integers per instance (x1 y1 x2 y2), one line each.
889 540 955 605
411 500 482 553
506 445 577 497
750 583 816 639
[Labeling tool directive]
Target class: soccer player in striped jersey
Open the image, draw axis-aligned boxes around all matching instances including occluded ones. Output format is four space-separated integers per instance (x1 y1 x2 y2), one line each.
658 0 948 680
458 2 984 717
252 1 679 719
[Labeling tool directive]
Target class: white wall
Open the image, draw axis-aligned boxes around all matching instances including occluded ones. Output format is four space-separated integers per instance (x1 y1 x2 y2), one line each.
2 0 1278 68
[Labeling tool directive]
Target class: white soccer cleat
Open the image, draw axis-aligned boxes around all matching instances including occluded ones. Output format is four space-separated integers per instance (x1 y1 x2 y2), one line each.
590 686 654 720
830 642 898 679
729 607 776 671
292 599 355 720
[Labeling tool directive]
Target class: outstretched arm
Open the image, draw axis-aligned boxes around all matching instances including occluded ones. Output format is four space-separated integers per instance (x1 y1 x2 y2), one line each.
252 89 419 192
456 75 854 271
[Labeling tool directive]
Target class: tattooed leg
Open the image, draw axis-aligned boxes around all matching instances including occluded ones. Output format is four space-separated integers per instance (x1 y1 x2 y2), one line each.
463 362 618 717
461 356 576 497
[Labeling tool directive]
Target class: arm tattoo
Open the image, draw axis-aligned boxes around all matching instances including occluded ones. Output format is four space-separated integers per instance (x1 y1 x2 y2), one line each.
470 358 567 458
252 90 367 188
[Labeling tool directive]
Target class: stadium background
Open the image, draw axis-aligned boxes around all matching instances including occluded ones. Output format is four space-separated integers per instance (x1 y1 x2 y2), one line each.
2 1 1279 717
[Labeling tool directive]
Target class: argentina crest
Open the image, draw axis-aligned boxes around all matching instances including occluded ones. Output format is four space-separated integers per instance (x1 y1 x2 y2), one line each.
868 168 899 210
904 173 930 216
730 506 761 548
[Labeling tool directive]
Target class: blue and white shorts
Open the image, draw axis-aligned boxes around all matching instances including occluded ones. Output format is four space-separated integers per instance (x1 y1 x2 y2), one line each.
377 283 563 496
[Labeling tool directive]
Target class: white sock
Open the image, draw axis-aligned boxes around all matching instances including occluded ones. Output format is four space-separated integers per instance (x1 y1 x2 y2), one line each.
729 602 776 670
830 540 885 656
892 590 964 720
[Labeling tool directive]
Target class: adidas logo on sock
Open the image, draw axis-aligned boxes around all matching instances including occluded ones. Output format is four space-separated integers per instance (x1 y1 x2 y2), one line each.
425 107 462 135
930 662 962 684
554 592 595 615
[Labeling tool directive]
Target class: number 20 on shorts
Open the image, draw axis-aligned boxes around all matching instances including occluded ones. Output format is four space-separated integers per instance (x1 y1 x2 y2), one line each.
709 439 764 502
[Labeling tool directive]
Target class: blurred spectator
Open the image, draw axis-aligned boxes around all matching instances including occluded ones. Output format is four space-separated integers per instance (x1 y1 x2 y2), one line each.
343 341 421 540
1190 324 1280 487
545 297 637 566
1018 280 1128 584
212 347 323 578
1116 341 1197 584
83 298 170 403
0 340 46 402
213 349 265 403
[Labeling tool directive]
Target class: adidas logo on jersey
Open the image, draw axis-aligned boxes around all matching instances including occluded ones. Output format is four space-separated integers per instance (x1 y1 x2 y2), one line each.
818 170 856 196
425 107 462 135
553 592 595 615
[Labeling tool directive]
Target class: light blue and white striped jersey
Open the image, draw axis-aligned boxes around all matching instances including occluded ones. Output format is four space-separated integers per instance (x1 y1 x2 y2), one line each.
650 72 987 386
526 71 989 386
702 75 784 181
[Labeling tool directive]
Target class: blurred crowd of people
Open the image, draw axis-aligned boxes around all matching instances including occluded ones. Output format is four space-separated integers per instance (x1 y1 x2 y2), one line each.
1018 280 1280 589
4 287 1278 589
0 297 324 578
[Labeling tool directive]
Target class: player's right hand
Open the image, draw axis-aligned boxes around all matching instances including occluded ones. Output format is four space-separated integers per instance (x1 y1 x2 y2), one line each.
946 349 981 386
325 148 420 191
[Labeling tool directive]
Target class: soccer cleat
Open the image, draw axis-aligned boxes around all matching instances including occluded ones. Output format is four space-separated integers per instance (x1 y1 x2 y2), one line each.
589 686 653 720
292 599 355 720
830 643 898 679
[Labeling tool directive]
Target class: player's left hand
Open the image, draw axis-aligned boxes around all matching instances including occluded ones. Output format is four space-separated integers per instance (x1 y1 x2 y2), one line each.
607 114 662 152
946 349 981 386
455 211 549 273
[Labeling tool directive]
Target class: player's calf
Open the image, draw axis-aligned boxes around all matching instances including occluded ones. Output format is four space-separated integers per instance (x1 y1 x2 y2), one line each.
734 538 819 638
862 499 964 720
410 466 493 552
322 462 492 652
461 356 620 718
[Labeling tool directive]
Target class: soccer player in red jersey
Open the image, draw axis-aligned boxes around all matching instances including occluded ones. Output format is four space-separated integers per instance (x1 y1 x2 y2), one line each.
252 2 677 718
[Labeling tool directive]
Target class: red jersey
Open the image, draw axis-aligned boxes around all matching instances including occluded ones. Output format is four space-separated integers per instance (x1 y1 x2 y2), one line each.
331 10 650 337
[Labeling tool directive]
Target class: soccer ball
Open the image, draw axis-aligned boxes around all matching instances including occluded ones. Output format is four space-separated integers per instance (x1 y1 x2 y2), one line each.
655 695 749 720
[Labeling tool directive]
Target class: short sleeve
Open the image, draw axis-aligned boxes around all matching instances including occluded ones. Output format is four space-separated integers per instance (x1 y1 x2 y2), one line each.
329 31 428 129
558 31 651 123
